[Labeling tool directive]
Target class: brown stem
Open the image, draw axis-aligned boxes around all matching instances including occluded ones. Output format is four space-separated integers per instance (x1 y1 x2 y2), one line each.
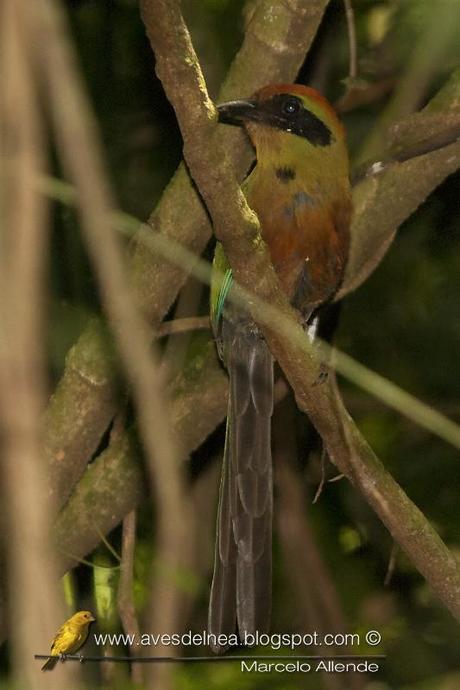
117 511 143 685
30 0 190 678
160 282 206 378
343 0 357 81
0 2 77 686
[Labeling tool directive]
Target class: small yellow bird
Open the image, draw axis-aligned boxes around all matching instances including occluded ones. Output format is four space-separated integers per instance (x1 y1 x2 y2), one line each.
41 610 96 671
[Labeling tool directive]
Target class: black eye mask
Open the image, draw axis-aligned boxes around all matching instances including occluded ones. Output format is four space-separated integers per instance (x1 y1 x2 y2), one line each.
258 94 333 146
217 94 333 147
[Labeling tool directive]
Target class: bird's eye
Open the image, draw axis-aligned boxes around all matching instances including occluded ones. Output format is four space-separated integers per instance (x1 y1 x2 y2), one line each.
282 97 300 115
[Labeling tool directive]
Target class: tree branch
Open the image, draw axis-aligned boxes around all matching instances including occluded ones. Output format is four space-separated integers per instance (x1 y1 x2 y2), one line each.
0 2 76 685
142 0 460 623
43 319 119 506
30 1 191 677
117 511 143 685
355 1 460 165
341 67 460 297
53 337 228 573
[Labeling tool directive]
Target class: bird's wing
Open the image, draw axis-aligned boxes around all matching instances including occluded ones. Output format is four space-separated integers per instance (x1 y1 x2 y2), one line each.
67 627 87 654
49 623 69 655
210 242 232 343
50 622 87 655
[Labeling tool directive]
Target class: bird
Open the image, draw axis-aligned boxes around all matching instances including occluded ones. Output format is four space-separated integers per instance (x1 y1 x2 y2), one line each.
41 610 96 671
209 84 352 652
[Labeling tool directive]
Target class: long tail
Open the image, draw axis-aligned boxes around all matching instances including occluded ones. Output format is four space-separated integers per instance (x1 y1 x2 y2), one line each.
41 657 57 671
208 327 273 652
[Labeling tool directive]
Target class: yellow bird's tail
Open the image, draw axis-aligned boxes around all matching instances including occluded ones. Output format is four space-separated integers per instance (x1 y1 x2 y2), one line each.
41 656 58 671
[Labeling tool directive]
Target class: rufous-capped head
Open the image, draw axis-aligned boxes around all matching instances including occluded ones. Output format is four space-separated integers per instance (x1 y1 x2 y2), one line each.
217 83 344 147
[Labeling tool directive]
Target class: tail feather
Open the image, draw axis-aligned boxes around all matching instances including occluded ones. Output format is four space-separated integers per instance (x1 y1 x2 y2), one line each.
41 657 58 671
237 527 271 636
208 409 238 653
209 325 273 650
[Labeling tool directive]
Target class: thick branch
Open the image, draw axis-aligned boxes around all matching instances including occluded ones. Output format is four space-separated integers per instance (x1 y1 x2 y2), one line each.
341 68 460 296
43 319 119 506
54 338 228 572
144 0 460 622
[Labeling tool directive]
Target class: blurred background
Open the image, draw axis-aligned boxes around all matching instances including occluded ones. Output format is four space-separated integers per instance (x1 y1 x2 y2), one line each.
1 0 460 689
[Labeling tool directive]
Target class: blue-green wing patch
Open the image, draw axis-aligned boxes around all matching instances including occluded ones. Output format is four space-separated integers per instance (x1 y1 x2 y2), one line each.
210 242 233 331
215 269 233 326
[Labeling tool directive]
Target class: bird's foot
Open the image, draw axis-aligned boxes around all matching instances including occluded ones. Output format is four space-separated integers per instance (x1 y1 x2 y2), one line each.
77 653 84 664
59 653 67 663
312 361 329 386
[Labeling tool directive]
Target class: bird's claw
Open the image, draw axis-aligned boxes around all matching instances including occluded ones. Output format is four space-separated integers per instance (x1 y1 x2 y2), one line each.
78 653 84 664
59 653 67 663
312 362 329 386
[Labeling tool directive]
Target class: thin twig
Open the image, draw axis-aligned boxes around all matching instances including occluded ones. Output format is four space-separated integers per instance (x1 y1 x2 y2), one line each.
95 528 121 563
57 551 119 570
118 511 143 685
312 447 328 504
161 281 206 379
156 316 210 338
343 0 357 80
328 473 346 483
384 543 398 587
110 406 127 443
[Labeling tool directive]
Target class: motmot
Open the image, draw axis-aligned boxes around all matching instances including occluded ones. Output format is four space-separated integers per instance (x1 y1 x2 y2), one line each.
209 84 352 651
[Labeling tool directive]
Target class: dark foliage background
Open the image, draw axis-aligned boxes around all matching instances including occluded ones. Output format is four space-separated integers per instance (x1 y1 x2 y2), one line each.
3 1 459 689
